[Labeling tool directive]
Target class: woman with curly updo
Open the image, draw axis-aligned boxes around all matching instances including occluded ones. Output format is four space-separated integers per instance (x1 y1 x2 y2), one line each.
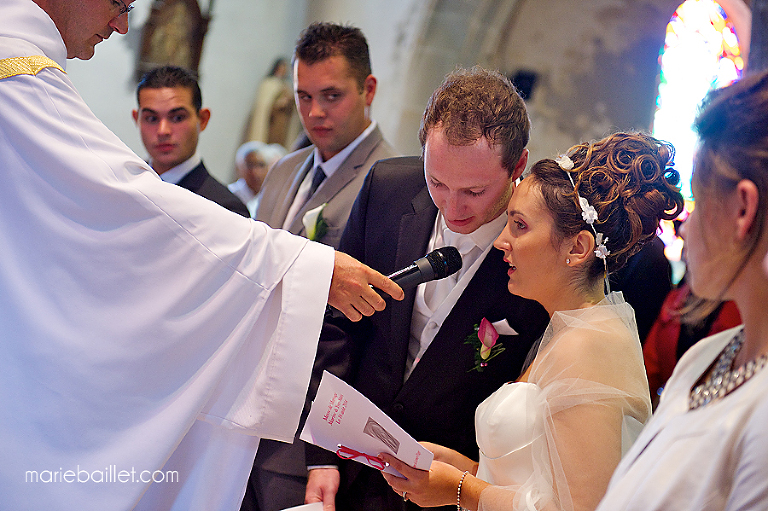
596 71 768 511
381 132 684 511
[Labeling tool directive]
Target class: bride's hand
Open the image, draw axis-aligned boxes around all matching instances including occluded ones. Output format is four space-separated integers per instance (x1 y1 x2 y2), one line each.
380 454 462 508
419 442 479 474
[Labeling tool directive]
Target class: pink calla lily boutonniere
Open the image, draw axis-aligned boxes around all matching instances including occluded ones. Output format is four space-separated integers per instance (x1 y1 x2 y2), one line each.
465 317 505 372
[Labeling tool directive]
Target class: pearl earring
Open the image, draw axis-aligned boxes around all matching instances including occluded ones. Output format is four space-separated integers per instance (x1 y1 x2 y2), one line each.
566 258 570 265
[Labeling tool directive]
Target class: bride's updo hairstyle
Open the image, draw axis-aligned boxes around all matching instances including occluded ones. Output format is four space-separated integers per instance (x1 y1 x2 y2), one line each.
528 132 685 286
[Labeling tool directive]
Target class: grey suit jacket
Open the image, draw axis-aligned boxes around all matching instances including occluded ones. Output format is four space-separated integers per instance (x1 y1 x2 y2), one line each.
255 125 397 248
243 127 398 511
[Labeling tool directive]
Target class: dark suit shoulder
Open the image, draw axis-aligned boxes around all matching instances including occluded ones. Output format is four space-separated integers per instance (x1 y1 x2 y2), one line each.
357 157 429 216
339 156 433 263
367 156 425 184
178 162 250 217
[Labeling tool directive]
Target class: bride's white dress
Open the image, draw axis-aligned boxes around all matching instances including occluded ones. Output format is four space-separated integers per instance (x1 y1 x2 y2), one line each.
475 293 652 511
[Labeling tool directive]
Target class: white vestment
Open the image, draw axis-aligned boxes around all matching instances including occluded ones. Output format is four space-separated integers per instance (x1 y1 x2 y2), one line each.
596 326 768 511
0 1 334 509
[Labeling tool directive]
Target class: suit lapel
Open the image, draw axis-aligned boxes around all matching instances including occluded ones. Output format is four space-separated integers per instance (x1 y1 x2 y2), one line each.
386 187 436 383
175 162 207 193
274 153 314 229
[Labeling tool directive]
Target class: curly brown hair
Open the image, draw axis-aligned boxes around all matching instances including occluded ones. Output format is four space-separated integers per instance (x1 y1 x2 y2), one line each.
418 66 529 176
527 132 685 285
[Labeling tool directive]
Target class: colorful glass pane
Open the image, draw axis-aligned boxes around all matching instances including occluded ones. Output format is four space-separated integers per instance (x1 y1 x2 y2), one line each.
653 0 742 202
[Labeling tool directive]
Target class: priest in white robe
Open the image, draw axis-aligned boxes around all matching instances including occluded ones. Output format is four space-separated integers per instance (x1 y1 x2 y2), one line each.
0 0 402 509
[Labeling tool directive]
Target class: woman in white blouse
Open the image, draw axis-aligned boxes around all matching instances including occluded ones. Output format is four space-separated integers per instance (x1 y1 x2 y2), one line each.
594 70 768 511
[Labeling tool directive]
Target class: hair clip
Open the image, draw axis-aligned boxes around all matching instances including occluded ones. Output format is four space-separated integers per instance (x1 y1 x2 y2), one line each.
556 154 609 262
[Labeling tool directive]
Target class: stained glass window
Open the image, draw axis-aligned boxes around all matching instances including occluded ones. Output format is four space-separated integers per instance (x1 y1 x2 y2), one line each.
653 0 742 200
652 0 742 276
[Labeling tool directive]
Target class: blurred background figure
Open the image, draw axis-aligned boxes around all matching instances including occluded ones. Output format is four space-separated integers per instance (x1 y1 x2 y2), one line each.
243 57 298 149
643 275 741 408
229 141 287 216
610 236 673 344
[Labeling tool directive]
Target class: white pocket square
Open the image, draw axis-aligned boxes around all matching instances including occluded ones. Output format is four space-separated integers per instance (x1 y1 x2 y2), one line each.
491 319 517 336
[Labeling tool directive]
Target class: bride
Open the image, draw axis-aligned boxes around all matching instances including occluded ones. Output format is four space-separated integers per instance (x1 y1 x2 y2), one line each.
381 132 684 511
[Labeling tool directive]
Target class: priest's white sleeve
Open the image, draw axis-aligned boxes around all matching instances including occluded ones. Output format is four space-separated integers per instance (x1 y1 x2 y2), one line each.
0 4 335 509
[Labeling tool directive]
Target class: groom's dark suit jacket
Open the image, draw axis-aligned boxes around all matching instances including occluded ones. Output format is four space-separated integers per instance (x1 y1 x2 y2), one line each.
305 156 549 511
177 161 250 217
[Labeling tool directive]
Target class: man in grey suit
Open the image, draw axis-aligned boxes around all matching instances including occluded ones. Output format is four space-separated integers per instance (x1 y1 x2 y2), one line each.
244 22 398 511
255 22 397 248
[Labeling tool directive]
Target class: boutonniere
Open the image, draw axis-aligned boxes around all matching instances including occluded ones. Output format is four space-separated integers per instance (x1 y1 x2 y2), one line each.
302 203 328 241
465 318 505 372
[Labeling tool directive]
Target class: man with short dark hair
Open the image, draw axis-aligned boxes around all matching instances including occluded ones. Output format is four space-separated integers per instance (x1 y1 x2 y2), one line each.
134 65 249 217
246 22 399 511
0 1 403 509
255 22 397 248
304 67 550 511
248 23 397 511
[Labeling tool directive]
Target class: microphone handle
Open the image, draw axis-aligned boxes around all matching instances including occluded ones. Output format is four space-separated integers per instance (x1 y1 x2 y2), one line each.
388 257 436 289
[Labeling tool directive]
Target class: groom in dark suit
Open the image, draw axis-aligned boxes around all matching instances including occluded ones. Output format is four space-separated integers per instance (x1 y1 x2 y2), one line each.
304 67 550 511
133 66 249 217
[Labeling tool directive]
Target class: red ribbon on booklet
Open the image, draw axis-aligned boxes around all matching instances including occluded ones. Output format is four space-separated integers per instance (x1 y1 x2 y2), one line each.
336 444 387 471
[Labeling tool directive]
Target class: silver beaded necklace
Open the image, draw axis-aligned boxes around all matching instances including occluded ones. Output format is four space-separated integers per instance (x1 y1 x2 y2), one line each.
689 328 768 410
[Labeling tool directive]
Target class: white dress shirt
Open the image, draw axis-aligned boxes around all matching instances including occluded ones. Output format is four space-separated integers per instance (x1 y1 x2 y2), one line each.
155 153 201 184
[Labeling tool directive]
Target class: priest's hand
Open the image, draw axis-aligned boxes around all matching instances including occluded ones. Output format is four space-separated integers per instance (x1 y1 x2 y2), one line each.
328 251 404 321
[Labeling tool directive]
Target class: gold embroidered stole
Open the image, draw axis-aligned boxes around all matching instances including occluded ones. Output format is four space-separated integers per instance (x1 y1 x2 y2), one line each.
0 55 63 80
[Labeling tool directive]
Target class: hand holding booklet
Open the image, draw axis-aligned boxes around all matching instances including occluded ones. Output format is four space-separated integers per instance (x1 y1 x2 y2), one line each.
300 371 433 477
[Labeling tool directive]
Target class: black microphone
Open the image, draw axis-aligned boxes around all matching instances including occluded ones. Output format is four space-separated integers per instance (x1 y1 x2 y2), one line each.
387 247 462 290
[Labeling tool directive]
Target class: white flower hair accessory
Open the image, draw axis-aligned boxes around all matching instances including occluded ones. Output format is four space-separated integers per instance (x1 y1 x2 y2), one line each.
594 233 610 259
578 197 598 225
555 154 574 170
556 154 611 290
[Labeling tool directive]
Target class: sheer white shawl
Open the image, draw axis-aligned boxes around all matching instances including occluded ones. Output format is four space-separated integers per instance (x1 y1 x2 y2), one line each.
478 292 651 511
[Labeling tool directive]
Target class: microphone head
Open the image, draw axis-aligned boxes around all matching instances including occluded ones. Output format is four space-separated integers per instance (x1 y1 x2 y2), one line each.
426 246 462 279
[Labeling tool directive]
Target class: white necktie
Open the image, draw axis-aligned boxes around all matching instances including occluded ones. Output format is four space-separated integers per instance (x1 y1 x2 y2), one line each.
423 231 477 311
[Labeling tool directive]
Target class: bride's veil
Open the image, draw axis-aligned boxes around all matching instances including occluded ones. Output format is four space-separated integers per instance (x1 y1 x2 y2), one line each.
478 292 651 511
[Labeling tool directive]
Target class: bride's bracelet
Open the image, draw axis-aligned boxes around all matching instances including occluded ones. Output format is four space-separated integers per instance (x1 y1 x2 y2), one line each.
457 470 469 511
